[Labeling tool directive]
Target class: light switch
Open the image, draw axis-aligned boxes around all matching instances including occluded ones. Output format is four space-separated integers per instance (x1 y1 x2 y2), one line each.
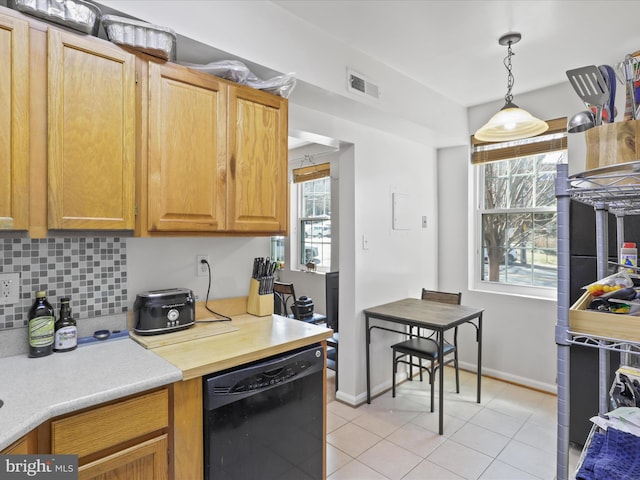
362 235 369 250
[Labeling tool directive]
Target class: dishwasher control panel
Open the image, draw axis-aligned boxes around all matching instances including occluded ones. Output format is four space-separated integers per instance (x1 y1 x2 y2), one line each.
231 363 312 392
203 343 324 410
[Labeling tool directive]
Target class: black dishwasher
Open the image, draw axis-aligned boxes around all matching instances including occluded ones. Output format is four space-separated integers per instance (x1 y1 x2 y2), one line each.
203 343 324 480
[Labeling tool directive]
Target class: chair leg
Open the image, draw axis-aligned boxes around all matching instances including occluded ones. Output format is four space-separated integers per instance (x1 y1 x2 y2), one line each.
454 350 460 394
407 355 413 382
430 360 435 413
392 351 397 398
416 327 423 382
453 326 460 394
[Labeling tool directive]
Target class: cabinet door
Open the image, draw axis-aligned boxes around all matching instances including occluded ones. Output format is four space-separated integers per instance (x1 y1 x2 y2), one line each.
227 86 289 233
1 430 37 454
47 29 135 230
79 435 168 480
0 14 29 230
147 62 227 232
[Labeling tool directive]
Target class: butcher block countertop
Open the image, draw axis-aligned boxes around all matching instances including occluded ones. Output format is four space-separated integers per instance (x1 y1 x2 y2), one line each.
131 297 334 380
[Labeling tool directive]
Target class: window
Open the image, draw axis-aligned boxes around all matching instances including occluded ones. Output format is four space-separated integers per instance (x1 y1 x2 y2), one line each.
299 176 331 271
270 162 332 272
471 118 567 297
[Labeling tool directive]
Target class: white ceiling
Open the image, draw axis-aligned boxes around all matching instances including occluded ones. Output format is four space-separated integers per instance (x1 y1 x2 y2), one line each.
272 0 640 107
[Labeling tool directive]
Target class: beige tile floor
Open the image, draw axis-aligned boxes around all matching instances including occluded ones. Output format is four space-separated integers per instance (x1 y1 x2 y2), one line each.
325 369 583 480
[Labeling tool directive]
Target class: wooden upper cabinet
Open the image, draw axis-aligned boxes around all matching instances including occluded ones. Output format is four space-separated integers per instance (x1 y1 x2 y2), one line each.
0 13 29 230
47 29 135 230
145 61 227 233
227 86 288 234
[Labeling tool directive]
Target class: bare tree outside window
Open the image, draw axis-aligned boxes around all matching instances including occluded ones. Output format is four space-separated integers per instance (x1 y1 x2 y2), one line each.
481 151 565 287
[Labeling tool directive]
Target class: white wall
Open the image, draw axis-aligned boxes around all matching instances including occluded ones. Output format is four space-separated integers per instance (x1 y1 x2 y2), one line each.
126 237 271 311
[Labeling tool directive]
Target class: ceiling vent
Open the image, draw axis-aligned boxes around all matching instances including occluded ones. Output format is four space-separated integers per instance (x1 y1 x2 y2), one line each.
347 69 380 101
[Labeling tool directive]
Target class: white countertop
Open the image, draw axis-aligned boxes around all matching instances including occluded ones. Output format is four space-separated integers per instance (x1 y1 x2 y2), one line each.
0 336 182 451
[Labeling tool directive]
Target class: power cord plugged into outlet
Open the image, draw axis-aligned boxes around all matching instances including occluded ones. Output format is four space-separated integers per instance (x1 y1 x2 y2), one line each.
196 258 232 323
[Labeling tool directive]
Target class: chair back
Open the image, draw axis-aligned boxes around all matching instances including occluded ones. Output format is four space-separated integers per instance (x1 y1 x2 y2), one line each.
421 289 461 305
325 272 339 332
274 282 297 318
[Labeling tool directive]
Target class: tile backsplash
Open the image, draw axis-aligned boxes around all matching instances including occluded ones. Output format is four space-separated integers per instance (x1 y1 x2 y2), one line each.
0 238 127 330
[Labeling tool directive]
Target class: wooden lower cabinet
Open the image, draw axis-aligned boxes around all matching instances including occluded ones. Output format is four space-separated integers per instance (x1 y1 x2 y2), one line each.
0 430 37 454
79 435 167 480
172 377 203 480
49 388 169 479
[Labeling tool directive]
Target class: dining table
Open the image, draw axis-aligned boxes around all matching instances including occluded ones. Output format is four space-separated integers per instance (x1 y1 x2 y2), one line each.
364 297 484 435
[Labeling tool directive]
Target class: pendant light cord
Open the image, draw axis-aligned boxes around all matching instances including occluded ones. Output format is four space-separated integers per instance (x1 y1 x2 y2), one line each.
503 41 515 105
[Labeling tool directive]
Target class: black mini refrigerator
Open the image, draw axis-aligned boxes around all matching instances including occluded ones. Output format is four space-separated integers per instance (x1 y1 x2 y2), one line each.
203 343 324 480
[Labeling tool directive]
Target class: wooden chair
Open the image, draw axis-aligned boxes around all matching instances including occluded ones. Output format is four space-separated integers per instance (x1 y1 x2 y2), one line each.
391 289 461 411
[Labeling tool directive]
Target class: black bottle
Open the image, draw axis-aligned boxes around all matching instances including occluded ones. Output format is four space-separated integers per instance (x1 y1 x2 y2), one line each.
54 297 77 352
28 291 55 358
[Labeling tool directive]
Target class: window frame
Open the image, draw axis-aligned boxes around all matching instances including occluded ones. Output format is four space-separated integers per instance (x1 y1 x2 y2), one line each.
296 176 331 272
468 118 567 301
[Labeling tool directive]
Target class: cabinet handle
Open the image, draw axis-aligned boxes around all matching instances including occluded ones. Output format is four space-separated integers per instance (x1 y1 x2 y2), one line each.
230 156 235 178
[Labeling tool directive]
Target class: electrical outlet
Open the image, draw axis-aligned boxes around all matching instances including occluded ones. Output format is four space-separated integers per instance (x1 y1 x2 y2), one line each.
0 272 20 305
197 255 210 277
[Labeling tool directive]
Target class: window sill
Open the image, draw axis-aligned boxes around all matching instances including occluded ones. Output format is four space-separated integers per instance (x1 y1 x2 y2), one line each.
469 281 557 302
290 268 327 275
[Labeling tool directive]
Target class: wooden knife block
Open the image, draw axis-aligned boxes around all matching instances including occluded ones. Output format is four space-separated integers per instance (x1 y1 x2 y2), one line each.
247 278 274 317
585 120 640 170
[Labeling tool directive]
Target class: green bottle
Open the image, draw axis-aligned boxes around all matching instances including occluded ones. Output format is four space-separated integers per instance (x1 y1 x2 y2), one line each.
28 291 55 358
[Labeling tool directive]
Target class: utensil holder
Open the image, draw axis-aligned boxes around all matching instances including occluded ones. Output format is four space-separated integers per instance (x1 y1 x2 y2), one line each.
585 120 640 170
247 278 273 317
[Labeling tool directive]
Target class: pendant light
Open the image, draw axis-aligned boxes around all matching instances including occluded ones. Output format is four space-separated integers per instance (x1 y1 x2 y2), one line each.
474 32 548 142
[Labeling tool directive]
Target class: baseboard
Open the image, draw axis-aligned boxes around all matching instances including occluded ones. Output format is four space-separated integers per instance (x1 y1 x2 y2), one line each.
458 360 557 395
335 371 412 407
347 363 557 405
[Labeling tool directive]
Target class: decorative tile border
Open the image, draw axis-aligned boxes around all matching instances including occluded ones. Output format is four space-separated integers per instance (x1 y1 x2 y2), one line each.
0 238 127 330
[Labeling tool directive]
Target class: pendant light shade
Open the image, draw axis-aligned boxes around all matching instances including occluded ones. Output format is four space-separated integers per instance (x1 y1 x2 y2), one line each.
474 33 548 142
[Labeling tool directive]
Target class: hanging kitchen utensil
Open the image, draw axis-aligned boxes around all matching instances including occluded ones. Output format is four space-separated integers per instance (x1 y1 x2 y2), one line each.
624 55 639 120
566 65 610 126
616 54 640 121
567 110 595 133
615 57 635 121
598 65 616 123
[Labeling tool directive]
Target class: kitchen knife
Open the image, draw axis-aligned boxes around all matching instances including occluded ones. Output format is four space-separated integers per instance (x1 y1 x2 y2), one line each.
252 258 259 279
